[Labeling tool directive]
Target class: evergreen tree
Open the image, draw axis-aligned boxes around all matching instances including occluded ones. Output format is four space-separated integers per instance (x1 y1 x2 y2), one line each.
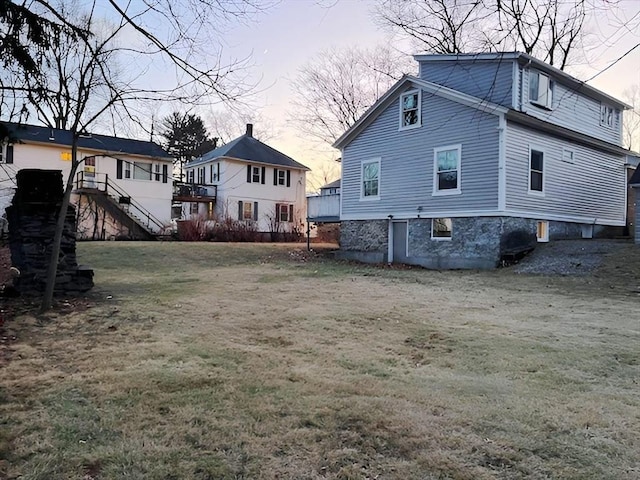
160 112 218 182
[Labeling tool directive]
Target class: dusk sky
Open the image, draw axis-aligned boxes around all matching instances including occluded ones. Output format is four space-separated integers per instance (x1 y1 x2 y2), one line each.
205 0 640 185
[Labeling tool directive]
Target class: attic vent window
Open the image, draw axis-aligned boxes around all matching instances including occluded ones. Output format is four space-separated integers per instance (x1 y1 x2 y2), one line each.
529 71 553 109
399 90 421 129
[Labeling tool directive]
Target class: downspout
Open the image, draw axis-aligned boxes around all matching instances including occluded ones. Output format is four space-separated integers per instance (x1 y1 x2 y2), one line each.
387 215 393 264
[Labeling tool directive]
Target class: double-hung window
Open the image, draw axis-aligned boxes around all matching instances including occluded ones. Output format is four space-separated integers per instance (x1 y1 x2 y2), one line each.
276 203 294 222
529 70 553 109
399 90 421 129
361 158 380 200
433 145 461 195
600 104 618 127
133 162 151 180
273 168 291 187
529 148 544 193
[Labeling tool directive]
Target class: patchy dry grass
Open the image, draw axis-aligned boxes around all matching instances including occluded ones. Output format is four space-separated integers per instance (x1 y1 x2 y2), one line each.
1 242 639 479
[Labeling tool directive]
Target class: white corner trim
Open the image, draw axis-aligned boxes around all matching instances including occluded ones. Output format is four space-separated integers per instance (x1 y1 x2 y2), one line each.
498 114 507 211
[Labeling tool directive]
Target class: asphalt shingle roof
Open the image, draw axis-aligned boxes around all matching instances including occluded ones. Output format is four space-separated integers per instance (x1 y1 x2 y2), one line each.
188 133 309 170
2 122 171 159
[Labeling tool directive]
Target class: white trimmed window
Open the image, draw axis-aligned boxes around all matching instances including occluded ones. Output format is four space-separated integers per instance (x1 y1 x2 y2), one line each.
431 218 452 240
600 104 618 127
124 162 132 179
361 158 380 200
399 90 421 129
197 167 205 184
529 71 553 109
529 148 544 193
133 162 151 180
433 144 461 195
276 203 294 223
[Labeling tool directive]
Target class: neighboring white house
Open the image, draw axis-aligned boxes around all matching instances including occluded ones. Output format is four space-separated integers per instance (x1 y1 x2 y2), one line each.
333 52 638 269
1 122 173 239
182 124 309 234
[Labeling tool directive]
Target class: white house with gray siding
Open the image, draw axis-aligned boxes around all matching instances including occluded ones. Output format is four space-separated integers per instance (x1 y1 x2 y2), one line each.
333 52 636 269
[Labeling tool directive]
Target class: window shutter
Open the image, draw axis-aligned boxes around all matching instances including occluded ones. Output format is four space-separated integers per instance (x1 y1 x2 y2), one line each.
253 201 259 221
286 170 291 187
217 163 220 180
6 145 14 164
275 203 280 222
116 159 123 179
238 201 243 220
273 168 278 185
289 204 294 222
247 165 252 183
162 164 168 183
261 166 266 184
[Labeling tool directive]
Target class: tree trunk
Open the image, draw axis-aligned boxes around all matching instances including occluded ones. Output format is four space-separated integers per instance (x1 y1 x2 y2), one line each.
40 136 81 312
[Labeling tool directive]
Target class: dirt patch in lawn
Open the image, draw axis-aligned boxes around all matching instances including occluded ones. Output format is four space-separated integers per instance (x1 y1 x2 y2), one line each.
0 242 639 479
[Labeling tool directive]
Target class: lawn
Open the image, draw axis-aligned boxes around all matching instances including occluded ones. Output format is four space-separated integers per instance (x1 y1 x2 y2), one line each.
1 242 639 479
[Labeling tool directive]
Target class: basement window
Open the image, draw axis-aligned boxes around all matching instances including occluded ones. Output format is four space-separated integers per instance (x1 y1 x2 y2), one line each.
431 218 452 240
536 221 549 242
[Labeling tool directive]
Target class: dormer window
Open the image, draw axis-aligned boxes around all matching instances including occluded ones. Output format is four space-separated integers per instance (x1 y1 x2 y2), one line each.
399 90 421 129
600 104 618 127
529 71 553 109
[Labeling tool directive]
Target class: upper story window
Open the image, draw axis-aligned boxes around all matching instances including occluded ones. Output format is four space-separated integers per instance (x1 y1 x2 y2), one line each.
210 162 220 182
600 104 619 128
529 148 544 194
433 144 462 195
0 144 14 164
187 169 194 183
273 168 291 187
124 161 131 179
399 90 421 129
361 158 380 200
246 164 266 184
529 71 553 109
133 162 152 180
197 167 205 184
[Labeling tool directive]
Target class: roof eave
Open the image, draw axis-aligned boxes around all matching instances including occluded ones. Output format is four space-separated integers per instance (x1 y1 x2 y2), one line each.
332 75 507 150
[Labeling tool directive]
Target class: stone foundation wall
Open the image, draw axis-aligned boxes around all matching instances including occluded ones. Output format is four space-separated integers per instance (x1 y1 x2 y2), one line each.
339 216 602 269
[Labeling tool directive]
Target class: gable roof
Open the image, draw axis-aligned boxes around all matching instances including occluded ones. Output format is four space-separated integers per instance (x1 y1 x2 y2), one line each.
332 75 508 150
414 52 632 110
188 133 309 171
2 122 171 159
321 179 341 190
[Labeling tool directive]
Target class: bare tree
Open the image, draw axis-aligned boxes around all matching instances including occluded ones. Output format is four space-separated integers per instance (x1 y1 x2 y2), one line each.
376 0 611 70
1 0 271 311
289 44 415 146
622 85 640 151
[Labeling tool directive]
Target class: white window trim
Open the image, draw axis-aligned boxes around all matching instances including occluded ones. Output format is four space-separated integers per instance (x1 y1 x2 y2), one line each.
528 145 545 196
399 89 422 131
431 218 453 241
360 157 381 201
432 144 462 196
529 70 553 110
599 103 617 128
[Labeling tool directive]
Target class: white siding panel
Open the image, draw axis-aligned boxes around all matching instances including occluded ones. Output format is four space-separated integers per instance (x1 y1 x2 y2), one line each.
419 60 514 108
342 90 500 219
522 69 621 145
505 122 626 225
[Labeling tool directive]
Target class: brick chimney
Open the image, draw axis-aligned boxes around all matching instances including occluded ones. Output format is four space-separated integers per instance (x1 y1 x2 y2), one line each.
246 123 253 137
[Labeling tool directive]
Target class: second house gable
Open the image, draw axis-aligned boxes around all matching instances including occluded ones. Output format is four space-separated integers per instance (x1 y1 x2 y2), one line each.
341 83 501 221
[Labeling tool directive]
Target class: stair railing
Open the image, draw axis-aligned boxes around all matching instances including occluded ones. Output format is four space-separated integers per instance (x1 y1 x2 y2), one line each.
75 171 167 234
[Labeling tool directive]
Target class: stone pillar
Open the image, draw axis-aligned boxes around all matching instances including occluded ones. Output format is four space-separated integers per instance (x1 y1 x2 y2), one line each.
6 169 93 295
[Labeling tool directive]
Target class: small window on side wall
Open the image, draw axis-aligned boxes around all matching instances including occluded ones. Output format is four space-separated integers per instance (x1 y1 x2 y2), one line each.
399 90 421 129
529 148 544 193
433 145 461 195
529 71 553 109
536 221 549 242
431 218 452 240
361 158 380 200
